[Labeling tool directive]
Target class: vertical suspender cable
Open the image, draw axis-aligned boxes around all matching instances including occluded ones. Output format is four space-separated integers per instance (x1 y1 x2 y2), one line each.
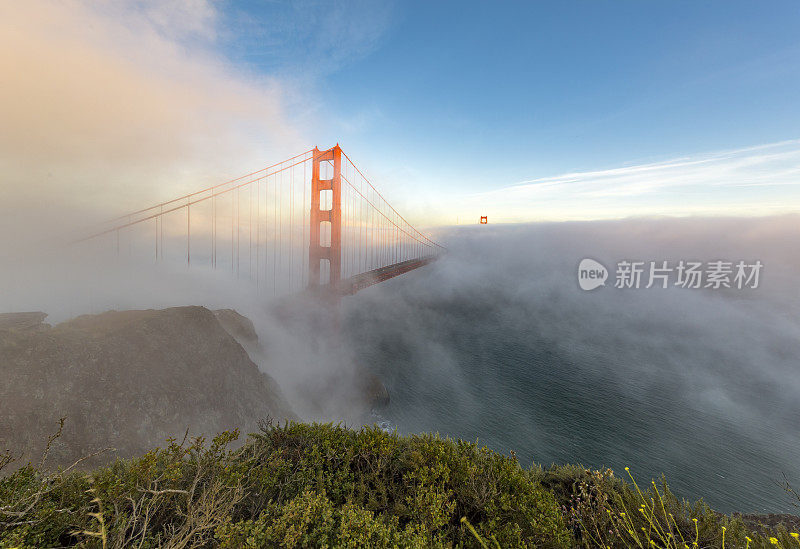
273 170 276 288
303 158 307 288
290 163 294 292
236 187 240 277
249 184 253 279
212 194 215 268
231 191 234 272
258 179 261 289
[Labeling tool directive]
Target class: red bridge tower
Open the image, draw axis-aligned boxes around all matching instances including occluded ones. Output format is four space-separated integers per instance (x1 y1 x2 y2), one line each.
309 145 342 288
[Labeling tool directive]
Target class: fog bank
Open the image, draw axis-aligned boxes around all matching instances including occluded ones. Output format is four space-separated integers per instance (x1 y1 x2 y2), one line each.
345 215 800 513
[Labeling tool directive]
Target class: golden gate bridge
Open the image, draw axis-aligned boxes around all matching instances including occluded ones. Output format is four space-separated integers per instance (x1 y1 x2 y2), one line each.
78 145 445 298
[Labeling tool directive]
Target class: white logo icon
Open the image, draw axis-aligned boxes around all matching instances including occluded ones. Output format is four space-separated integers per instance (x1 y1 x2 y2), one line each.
578 258 608 291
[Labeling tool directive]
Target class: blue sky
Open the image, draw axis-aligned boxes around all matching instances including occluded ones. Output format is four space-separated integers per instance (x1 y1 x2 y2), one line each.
3 1 799 226
204 0 800 223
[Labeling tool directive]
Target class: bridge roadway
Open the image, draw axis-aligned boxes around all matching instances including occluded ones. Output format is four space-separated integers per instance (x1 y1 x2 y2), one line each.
337 256 438 296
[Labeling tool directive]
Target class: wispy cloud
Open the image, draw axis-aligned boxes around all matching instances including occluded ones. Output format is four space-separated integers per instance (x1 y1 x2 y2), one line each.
452 139 800 223
221 0 396 77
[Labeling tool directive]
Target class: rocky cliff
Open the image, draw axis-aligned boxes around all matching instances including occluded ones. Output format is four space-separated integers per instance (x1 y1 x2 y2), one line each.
0 306 295 469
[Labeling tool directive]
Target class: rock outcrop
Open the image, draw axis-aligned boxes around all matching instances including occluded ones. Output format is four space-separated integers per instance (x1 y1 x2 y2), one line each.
0 306 295 469
0 311 50 334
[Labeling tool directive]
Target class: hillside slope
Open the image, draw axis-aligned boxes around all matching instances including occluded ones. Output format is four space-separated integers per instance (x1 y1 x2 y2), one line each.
0 306 295 468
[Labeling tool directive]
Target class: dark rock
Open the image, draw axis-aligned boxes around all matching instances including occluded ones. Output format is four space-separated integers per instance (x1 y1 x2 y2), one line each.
732 513 800 537
0 311 49 332
0 306 295 471
214 309 259 345
361 372 390 409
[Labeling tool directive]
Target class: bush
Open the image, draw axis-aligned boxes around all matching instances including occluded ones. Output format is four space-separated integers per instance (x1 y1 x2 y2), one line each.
2 421 797 547
537 464 800 548
0 421 570 548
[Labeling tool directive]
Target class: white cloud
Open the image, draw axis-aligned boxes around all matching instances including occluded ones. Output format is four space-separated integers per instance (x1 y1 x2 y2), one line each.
138 0 220 41
452 139 800 223
0 0 306 251
222 0 396 77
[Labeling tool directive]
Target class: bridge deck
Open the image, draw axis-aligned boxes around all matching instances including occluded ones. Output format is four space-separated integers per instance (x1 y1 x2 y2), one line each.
338 256 437 296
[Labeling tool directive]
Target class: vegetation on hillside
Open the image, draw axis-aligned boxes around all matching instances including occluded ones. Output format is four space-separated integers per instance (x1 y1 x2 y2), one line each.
1 421 798 548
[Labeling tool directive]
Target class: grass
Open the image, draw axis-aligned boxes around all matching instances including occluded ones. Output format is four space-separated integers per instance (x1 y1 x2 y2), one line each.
0 420 797 548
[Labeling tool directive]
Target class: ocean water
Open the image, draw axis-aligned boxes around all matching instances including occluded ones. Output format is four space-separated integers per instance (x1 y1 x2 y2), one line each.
343 219 800 514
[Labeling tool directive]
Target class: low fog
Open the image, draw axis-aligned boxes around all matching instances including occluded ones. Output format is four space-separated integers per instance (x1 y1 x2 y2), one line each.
3 215 799 514
344 215 800 514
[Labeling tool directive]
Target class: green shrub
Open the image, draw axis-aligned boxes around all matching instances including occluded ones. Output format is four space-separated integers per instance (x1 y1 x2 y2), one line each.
215 490 434 548
0 422 570 548
2 421 796 548
537 464 800 548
